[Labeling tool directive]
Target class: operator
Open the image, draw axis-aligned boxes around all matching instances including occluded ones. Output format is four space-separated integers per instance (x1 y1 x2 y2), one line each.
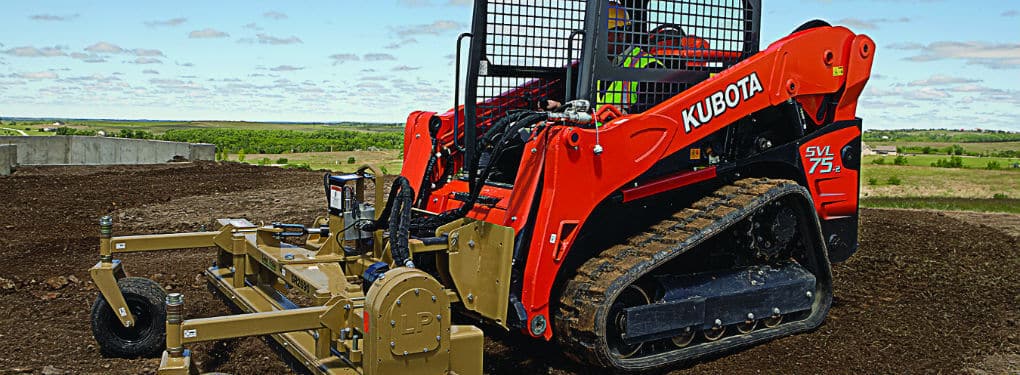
539 1 664 116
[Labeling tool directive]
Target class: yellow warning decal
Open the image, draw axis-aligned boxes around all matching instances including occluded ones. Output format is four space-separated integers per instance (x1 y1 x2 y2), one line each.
833 66 845 77
690 148 701 159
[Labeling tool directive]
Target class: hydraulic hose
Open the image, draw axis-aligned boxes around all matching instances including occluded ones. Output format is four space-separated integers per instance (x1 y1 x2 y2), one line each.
362 176 416 268
367 111 549 263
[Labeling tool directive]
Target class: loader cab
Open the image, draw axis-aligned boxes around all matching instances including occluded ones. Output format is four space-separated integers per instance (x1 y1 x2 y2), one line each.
460 0 761 184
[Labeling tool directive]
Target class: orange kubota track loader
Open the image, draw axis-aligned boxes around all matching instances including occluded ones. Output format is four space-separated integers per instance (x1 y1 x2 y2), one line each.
89 1 873 373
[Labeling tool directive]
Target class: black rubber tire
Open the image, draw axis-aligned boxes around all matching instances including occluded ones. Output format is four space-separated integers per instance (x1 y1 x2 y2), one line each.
90 277 167 358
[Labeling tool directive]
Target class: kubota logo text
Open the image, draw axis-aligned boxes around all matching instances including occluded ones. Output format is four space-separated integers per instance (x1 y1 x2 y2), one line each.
682 72 764 133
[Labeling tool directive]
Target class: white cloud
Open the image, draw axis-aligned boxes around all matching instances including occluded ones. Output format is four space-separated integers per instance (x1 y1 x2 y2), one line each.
132 49 165 57
2 46 66 57
893 41 1020 70
145 18 187 27
330 53 360 65
130 57 163 64
16 71 59 79
70 52 106 63
385 38 419 49
30 14 78 22
836 17 909 30
143 69 160 75
256 33 302 45
264 11 288 20
189 28 230 39
393 20 464 38
392 65 421 71
945 84 1005 95
270 65 304 72
364 53 396 61
907 75 981 86
85 42 124 53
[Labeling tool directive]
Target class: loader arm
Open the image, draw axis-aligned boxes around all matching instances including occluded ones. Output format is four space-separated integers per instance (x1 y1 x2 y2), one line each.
519 25 874 339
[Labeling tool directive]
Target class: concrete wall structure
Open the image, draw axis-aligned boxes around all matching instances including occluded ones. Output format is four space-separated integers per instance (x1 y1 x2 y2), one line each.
0 144 15 176
0 136 215 166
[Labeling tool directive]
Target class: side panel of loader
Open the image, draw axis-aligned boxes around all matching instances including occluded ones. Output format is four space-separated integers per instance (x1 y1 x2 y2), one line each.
515 27 873 339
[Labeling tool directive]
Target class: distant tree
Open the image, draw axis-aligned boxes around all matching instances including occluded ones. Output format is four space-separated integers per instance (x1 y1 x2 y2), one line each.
347 156 356 164
238 149 246 162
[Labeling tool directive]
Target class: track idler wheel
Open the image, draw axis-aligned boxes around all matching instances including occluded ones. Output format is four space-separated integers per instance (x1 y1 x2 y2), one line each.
607 285 651 358
90 277 167 357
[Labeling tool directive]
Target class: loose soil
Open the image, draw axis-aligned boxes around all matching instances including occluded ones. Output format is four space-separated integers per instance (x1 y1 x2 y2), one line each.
1 163 1017 374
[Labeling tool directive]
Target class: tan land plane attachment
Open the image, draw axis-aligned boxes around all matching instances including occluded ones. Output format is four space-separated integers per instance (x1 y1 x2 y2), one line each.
88 165 486 375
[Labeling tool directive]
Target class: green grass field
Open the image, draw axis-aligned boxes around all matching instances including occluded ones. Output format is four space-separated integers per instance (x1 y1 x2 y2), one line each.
864 154 1020 169
3 119 402 135
861 164 1018 198
868 141 1020 155
860 197 1020 214
237 150 404 174
863 129 1020 143
9 122 1020 214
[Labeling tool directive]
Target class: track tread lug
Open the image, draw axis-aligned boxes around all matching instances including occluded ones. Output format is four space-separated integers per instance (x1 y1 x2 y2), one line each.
554 178 825 372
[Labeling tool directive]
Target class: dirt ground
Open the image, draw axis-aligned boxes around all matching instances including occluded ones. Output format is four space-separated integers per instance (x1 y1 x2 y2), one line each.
1 162 1017 374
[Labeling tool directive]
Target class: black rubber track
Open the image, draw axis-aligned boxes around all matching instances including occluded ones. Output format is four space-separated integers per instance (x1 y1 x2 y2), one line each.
554 178 834 372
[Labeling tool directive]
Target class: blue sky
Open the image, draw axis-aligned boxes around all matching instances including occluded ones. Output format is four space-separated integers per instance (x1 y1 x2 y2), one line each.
1 0 1018 130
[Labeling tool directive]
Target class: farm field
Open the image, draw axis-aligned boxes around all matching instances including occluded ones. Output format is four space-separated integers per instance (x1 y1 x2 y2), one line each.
0 162 1016 374
861 163 1020 198
226 149 1020 214
863 154 1020 169
868 140 1020 155
239 150 404 174
2 119 402 135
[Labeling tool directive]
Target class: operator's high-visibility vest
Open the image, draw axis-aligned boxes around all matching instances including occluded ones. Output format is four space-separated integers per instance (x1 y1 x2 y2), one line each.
597 47 664 112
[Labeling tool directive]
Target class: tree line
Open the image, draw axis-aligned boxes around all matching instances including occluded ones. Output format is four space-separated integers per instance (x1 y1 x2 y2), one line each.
51 127 403 154
160 128 403 154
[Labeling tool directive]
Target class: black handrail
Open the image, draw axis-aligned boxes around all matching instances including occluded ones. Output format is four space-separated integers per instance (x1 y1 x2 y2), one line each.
565 29 585 102
453 32 473 152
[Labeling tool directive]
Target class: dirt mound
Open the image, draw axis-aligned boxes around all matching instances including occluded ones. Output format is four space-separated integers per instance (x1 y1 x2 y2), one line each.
0 163 1016 374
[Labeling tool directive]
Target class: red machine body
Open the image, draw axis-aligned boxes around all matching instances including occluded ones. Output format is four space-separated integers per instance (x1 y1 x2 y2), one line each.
402 24 873 339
